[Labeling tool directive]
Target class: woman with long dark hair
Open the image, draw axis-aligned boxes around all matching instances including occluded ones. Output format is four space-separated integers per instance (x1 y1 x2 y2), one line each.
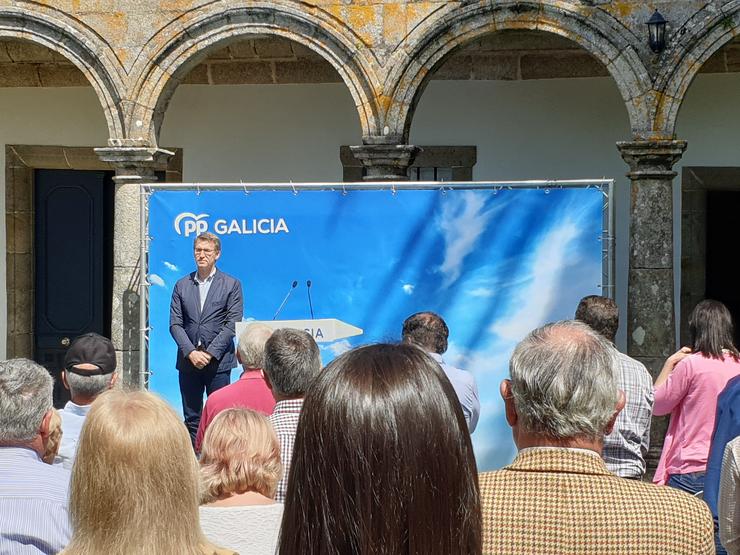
653 299 740 491
278 343 481 555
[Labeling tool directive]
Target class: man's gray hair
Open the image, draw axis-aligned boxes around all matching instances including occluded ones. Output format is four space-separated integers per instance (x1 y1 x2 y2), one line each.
66 371 116 399
509 320 619 440
263 329 321 398
0 358 53 443
237 323 274 369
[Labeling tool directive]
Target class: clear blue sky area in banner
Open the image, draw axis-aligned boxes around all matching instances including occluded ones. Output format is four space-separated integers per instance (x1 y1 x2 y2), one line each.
148 187 604 471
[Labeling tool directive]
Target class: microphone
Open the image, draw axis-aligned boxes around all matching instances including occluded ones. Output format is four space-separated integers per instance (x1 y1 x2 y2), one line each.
306 280 315 320
273 280 298 320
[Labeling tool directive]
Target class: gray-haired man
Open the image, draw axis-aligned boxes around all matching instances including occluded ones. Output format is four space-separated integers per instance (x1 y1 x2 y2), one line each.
264 328 322 503
0 359 72 553
479 321 714 554
57 333 118 469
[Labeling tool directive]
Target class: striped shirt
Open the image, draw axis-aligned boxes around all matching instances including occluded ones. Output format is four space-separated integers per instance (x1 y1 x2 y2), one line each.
0 447 72 554
603 352 653 478
719 436 740 555
268 399 303 503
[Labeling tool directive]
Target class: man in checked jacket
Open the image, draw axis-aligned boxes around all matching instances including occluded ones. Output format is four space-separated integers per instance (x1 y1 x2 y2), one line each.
480 320 714 555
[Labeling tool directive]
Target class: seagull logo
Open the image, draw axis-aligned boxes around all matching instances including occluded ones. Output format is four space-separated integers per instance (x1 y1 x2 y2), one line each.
174 213 210 237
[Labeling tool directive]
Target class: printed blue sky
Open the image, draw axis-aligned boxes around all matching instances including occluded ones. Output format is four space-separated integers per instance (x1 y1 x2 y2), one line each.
148 187 604 471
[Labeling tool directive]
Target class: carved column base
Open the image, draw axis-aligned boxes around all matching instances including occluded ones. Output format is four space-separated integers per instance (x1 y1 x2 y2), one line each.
349 144 419 181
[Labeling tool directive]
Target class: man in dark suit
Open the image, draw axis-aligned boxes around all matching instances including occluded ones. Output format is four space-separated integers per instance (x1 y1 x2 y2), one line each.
169 231 243 444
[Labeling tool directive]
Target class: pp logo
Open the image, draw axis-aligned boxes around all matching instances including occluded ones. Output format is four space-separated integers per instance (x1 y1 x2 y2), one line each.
174 213 210 237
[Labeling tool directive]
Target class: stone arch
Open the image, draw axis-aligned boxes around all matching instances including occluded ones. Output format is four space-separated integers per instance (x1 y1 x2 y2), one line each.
0 6 126 141
128 2 381 146
654 1 740 138
383 1 652 143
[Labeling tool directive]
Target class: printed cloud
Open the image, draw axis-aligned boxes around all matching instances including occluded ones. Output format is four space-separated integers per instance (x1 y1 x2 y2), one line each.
149 274 166 288
437 192 500 288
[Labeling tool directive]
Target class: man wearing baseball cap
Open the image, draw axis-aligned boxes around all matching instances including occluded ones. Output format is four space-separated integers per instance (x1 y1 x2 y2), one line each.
57 333 118 469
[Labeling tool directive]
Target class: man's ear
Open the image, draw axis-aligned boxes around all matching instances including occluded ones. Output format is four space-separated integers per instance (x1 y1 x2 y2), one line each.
500 379 518 428
61 370 70 392
109 372 119 389
604 390 626 435
236 350 243 365
38 410 53 440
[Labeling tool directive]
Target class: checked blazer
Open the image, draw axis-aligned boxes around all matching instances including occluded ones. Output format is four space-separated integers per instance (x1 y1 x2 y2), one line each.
480 448 714 555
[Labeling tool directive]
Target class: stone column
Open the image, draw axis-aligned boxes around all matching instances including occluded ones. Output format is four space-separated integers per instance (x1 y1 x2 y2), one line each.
95 146 174 388
349 143 419 181
617 139 687 473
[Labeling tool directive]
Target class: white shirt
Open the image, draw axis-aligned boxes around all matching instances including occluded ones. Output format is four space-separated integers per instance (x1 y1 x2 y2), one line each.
195 267 217 311
57 401 92 469
199 503 283 555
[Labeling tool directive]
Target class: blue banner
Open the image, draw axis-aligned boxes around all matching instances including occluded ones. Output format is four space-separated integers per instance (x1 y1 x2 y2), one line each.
148 186 605 471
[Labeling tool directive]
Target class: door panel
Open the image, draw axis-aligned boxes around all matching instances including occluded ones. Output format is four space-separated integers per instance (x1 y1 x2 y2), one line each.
34 169 113 407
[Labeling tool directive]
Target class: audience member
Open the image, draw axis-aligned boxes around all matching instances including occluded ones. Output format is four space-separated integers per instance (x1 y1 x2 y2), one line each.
0 358 71 554
575 295 653 478
279 343 480 554
402 311 480 431
706 373 740 536
61 390 235 555
720 435 740 555
480 321 714 554
653 300 740 512
195 323 275 452
199 408 283 555
57 332 118 468
264 328 321 503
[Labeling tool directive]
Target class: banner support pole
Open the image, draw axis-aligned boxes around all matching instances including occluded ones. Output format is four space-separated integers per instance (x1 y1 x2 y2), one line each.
139 184 148 390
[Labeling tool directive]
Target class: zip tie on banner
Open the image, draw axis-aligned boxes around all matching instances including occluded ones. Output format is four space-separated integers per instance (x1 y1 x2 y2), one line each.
241 180 250 195
391 183 397 196
291 182 298 196
342 184 348 196
195 183 201 196
439 185 447 196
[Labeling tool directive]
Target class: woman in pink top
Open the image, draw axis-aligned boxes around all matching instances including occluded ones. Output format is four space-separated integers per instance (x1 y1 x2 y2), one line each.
654 300 740 492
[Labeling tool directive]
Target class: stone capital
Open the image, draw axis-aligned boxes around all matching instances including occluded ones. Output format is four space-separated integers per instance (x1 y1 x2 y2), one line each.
349 144 420 181
94 146 174 184
617 140 687 180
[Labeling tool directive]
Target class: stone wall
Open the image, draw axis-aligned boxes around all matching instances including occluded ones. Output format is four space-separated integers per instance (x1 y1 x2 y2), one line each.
3 32 739 87
1 1 738 468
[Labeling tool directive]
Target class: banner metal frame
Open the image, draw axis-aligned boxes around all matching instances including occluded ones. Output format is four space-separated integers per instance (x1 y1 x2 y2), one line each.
139 179 615 390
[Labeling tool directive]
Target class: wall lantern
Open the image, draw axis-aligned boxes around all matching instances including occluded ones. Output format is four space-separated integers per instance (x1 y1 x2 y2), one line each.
646 9 667 53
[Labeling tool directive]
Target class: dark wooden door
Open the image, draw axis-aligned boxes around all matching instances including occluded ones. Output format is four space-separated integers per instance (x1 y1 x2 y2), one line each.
34 169 114 407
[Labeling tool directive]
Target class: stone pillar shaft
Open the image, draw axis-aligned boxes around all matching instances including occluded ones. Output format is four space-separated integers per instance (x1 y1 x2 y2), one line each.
617 139 687 473
94 147 174 388
349 143 419 181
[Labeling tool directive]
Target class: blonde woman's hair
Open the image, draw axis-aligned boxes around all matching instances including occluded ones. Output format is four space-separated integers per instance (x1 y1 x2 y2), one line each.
200 408 282 503
64 390 208 555
42 409 62 465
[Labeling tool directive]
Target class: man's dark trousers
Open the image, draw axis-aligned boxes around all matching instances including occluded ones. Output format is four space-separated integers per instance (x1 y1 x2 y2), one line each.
179 367 230 443
170 269 243 447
